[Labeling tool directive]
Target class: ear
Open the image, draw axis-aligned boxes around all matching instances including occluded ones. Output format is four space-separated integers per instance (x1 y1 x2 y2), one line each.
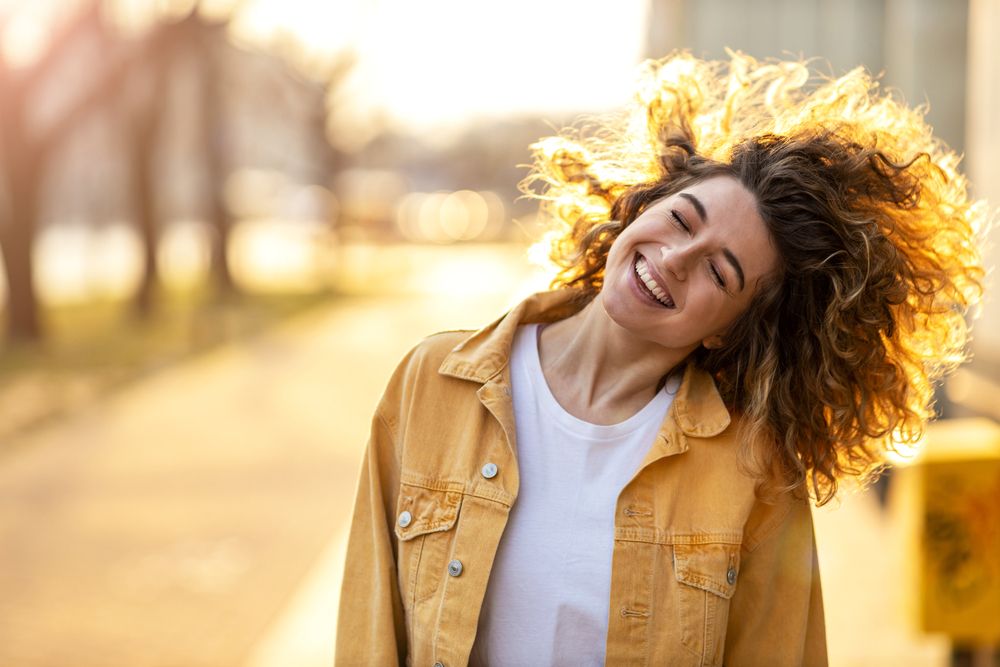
702 334 726 350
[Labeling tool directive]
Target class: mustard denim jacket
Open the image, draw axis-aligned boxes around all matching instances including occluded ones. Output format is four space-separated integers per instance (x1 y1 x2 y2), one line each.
336 289 828 667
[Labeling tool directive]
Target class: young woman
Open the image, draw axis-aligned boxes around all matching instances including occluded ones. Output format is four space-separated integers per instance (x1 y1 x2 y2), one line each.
335 53 987 666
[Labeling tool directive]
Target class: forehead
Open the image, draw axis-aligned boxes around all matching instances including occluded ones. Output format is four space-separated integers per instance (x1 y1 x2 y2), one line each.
659 175 778 286
669 175 760 221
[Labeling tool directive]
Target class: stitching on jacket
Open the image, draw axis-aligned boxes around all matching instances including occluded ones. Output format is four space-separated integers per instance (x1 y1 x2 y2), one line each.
431 499 465 663
464 485 514 508
399 474 516 508
616 528 743 545
399 473 467 493
375 406 398 444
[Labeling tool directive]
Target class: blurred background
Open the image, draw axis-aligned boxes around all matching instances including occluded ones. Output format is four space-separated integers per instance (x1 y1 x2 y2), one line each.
0 0 997 665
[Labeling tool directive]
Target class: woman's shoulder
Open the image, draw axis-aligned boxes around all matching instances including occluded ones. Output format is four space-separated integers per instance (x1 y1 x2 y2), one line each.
400 329 477 373
384 329 474 383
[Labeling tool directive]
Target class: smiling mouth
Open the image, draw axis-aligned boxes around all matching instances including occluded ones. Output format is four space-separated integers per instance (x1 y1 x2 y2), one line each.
634 254 675 308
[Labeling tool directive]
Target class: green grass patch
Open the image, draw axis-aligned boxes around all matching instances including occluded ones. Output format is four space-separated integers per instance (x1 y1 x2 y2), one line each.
0 284 336 444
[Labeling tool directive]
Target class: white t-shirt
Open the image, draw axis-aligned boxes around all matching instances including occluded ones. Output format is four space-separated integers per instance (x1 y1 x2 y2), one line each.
469 323 680 666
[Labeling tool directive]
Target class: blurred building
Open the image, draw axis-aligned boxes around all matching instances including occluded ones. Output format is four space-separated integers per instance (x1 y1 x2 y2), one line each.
645 0 967 152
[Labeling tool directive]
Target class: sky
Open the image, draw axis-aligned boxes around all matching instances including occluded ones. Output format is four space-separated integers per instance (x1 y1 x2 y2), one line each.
320 0 648 125
0 0 649 140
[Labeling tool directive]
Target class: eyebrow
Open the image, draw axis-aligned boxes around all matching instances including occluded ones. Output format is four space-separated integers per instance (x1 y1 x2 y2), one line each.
679 192 747 291
679 193 707 222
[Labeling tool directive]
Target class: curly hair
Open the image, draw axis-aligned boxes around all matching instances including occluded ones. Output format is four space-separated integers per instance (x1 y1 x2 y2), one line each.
521 52 989 504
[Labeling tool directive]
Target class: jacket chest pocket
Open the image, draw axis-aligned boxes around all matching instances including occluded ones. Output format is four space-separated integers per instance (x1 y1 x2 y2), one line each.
394 482 463 609
672 541 741 667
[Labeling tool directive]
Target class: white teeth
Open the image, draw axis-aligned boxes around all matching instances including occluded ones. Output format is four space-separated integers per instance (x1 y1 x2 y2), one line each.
634 256 673 307
637 259 664 297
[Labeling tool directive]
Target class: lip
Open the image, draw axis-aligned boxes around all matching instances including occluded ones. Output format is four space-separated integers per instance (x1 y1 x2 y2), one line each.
631 252 676 308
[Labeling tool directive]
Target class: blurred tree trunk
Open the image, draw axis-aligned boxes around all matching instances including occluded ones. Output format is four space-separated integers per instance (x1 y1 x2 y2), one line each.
197 21 236 297
0 3 155 341
0 4 106 341
0 69 44 341
128 53 168 318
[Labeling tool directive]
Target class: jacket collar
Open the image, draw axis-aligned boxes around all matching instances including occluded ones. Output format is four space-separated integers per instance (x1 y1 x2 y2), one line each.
439 289 731 438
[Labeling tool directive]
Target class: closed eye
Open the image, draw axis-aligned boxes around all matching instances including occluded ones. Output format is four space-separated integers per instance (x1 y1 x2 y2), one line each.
671 210 690 233
709 262 728 291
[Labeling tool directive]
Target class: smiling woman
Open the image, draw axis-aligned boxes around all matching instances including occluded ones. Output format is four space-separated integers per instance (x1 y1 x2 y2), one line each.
336 52 989 667
529 53 987 505
600 176 777 353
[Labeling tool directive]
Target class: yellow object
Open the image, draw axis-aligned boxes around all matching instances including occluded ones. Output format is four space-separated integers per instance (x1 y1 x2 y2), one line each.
893 418 1000 643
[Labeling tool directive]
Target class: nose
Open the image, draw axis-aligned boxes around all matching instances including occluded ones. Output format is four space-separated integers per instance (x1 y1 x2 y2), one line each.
659 244 691 281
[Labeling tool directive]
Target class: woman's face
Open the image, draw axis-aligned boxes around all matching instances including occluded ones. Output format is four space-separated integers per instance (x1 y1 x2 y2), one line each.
600 175 779 352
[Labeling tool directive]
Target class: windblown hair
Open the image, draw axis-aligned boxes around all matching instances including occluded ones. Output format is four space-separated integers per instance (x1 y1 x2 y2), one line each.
522 52 989 504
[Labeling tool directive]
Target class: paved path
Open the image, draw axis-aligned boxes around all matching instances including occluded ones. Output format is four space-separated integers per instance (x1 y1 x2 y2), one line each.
0 266 536 667
0 245 952 666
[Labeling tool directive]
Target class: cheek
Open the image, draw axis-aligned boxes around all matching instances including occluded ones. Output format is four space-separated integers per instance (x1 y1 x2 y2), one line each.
606 238 633 277
689 289 740 327
610 219 646 249
710 300 753 332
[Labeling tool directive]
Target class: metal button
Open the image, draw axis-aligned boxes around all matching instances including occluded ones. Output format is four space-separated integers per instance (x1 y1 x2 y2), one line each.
726 567 737 585
434 662 445 667
448 559 463 577
397 511 412 528
481 462 498 479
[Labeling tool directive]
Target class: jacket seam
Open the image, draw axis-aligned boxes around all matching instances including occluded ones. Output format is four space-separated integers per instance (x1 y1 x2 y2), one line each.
374 405 398 447
464 487 514 508
399 474 466 493
398 475 515 508
742 501 795 553
616 530 743 546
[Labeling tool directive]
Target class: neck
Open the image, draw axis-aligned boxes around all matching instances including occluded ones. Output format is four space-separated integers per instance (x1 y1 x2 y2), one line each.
537 294 695 424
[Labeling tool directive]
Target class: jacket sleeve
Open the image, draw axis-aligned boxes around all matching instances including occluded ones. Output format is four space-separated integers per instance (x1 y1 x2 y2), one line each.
723 497 828 667
335 405 406 666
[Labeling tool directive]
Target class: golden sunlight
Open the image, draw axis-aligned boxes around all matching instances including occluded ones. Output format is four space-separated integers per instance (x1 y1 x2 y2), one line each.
325 0 648 137
1 0 646 134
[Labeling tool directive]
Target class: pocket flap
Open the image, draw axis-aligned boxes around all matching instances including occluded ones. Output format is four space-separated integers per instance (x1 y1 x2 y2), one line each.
673 542 741 599
394 482 462 542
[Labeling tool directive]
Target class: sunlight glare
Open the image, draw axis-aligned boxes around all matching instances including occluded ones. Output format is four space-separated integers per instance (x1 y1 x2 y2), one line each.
158 221 211 289
1 11 49 67
417 193 451 244
440 190 488 241
227 0 358 76
33 223 142 304
105 0 160 35
418 254 512 297
333 0 647 138
230 219 328 291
